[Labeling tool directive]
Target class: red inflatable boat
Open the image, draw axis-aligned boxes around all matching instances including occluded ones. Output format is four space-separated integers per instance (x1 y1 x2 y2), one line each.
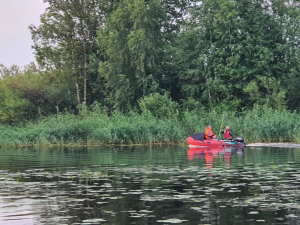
187 133 246 147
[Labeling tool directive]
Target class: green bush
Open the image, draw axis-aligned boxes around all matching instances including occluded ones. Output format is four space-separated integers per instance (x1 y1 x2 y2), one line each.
138 93 179 119
0 83 29 124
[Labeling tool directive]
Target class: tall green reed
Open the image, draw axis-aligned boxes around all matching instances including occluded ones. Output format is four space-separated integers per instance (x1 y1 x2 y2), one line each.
1 108 300 146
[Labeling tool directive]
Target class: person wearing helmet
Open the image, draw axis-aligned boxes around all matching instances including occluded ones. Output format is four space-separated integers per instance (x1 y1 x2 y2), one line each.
221 126 233 139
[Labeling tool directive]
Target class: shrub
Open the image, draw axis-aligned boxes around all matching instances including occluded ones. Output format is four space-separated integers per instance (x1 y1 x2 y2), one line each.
0 83 29 124
138 93 179 119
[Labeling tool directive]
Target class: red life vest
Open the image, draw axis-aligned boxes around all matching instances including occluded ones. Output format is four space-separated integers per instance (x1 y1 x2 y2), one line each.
205 127 213 139
224 129 232 139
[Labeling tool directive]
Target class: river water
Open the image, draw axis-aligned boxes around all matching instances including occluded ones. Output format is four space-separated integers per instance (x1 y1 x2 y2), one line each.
0 145 300 225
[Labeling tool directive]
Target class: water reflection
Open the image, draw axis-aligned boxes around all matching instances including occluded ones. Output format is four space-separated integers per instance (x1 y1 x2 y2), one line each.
187 147 244 168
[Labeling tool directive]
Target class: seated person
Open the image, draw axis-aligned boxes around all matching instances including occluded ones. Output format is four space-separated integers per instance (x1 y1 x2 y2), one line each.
221 126 233 139
205 125 216 139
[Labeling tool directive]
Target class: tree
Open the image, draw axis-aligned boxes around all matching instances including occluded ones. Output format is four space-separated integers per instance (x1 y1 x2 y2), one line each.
96 0 191 111
30 0 108 106
244 77 287 110
278 0 300 111
175 0 289 110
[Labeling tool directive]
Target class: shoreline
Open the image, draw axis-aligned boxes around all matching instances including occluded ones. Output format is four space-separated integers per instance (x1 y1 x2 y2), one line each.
0 142 186 148
1 142 300 148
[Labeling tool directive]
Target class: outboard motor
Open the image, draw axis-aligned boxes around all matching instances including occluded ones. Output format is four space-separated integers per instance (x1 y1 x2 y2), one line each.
236 137 244 143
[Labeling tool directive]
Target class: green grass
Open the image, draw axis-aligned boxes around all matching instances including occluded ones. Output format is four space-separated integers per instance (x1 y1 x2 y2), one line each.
0 108 300 146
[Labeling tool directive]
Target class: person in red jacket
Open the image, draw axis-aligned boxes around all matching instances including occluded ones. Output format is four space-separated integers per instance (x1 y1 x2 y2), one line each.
205 125 216 139
221 126 233 139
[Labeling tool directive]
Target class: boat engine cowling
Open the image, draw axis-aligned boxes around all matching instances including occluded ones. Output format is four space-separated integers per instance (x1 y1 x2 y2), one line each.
236 137 244 142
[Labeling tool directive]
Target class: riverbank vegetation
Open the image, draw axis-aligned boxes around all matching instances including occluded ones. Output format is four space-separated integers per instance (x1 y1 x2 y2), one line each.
0 107 300 146
1 0 300 145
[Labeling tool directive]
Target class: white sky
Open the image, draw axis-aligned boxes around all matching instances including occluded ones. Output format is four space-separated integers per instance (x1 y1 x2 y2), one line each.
0 0 48 67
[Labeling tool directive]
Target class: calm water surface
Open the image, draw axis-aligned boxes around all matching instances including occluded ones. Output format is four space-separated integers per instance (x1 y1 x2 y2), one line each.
0 145 300 225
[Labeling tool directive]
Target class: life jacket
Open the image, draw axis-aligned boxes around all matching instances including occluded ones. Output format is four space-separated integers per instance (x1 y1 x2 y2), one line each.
224 129 232 139
205 127 213 139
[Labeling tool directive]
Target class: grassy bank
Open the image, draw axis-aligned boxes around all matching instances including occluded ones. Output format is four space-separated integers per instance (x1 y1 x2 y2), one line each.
0 108 300 146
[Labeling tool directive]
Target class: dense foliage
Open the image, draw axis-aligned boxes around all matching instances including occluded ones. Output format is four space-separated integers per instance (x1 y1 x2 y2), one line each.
1 0 300 143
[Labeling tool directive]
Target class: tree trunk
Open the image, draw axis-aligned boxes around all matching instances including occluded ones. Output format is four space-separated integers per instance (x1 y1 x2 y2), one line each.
76 82 81 104
83 77 87 106
71 42 81 104
83 42 88 106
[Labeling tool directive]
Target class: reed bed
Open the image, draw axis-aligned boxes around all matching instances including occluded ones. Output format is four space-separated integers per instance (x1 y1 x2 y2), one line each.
0 108 300 146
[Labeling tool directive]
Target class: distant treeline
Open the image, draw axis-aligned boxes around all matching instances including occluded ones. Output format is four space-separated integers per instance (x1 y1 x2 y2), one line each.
1 0 300 124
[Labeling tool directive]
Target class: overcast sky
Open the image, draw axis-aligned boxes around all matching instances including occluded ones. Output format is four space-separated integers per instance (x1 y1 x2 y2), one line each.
0 0 48 67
